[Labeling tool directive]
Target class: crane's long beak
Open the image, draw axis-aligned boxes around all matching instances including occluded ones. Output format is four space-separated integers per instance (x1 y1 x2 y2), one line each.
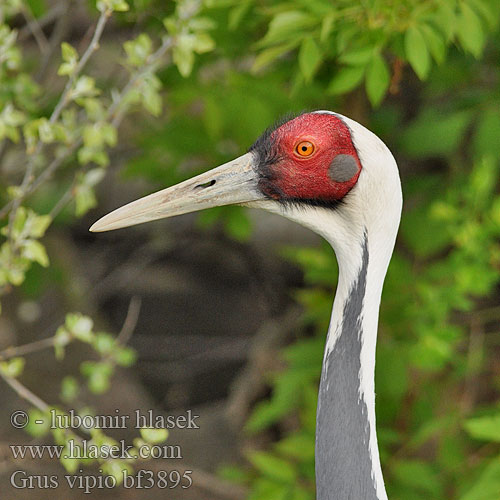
90 152 265 232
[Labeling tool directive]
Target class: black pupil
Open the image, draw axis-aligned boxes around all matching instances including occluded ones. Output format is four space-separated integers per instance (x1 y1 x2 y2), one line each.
302 146 307 151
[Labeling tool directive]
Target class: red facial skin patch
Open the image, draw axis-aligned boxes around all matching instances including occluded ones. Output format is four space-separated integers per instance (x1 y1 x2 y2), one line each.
254 113 362 204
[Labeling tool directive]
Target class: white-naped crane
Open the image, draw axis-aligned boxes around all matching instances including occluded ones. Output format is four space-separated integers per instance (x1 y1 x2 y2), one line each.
91 111 402 500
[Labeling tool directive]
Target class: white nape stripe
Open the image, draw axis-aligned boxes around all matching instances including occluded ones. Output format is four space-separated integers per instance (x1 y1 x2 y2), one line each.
251 110 401 500
312 110 401 500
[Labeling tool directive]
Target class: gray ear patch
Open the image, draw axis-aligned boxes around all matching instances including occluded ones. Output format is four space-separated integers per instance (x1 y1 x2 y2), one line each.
328 154 358 182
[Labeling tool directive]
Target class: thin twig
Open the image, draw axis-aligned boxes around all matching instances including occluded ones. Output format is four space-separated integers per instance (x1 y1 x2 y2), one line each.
2 8 110 230
0 34 173 221
36 0 72 82
18 4 65 41
0 371 49 411
21 6 50 54
473 305 500 323
460 316 484 414
48 181 75 219
109 36 173 127
117 296 142 345
0 295 140 363
50 10 110 127
0 337 56 362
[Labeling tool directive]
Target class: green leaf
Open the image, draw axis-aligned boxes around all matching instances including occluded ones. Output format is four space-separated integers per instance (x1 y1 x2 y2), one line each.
93 333 116 355
320 12 335 42
327 65 365 95
275 432 315 460
140 428 169 444
0 103 26 142
54 327 72 360
217 464 251 483
38 118 55 143
365 53 390 106
60 376 79 403
29 214 51 238
434 2 456 40
173 43 195 77
61 42 77 62
339 45 374 65
469 156 499 203
114 347 137 367
25 408 50 437
456 3 485 57
193 32 215 54
22 240 49 267
26 0 47 18
82 168 106 187
72 76 99 99
102 460 132 485
252 42 298 72
393 459 443 497
460 456 500 500
248 477 289 500
468 0 500 29
81 361 113 394
228 0 253 30
188 17 217 31
66 313 94 342
74 184 98 216
97 0 129 12
59 455 79 474
298 37 322 82
420 24 446 64
464 414 500 442
473 107 500 158
82 124 104 149
124 33 153 67
405 26 430 79
246 400 290 433
258 11 317 47
247 451 296 483
0 357 25 378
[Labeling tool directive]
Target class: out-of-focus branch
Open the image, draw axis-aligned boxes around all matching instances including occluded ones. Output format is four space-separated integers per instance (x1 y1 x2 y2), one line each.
0 370 49 411
21 5 50 54
3 8 110 233
36 1 72 81
18 3 66 41
0 297 139 417
50 9 110 127
0 34 173 221
0 296 139 363
0 337 56 361
460 316 485 414
109 36 173 127
226 306 302 429
117 296 142 345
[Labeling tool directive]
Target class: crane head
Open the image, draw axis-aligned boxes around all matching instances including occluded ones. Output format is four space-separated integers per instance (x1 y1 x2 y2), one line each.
90 111 399 239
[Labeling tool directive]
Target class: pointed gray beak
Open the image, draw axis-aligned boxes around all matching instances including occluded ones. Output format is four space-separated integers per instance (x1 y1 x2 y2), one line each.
90 152 266 232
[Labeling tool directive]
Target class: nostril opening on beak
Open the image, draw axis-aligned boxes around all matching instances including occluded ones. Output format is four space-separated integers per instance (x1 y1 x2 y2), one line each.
195 179 216 189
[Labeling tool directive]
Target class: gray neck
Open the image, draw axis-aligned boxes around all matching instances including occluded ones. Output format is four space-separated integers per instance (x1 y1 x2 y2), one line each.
316 235 380 500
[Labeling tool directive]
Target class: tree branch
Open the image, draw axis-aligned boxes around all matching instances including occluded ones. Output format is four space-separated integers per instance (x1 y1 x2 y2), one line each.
0 371 49 411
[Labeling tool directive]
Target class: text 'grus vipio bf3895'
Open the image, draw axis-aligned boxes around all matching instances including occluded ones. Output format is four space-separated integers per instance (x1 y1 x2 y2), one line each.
91 111 403 500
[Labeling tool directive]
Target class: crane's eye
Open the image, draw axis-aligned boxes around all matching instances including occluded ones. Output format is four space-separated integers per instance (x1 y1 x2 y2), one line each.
295 141 315 157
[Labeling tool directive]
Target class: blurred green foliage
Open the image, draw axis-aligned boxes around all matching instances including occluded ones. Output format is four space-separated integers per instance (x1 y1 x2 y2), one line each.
1 0 500 498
